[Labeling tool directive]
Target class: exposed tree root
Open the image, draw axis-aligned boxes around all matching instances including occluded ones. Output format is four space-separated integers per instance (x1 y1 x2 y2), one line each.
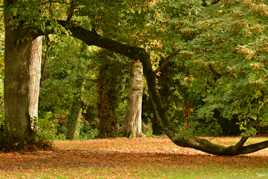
0 136 52 152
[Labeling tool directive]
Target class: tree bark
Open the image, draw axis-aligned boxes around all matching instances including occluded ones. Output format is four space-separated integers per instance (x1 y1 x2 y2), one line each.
4 25 42 145
97 54 119 138
29 36 43 131
125 59 143 137
65 86 83 140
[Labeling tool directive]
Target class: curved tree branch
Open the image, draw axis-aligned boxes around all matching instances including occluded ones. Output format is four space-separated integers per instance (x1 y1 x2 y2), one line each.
57 20 268 156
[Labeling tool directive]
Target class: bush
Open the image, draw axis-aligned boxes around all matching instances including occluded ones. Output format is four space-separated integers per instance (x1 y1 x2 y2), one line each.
38 112 65 140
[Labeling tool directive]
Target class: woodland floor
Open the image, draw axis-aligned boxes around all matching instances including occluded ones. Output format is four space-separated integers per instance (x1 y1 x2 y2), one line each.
0 137 268 178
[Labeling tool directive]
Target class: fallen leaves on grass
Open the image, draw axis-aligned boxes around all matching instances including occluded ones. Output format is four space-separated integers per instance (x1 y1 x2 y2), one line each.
0 137 268 178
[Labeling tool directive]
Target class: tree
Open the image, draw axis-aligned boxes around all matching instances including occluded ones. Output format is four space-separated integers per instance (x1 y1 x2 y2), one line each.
96 51 123 137
124 59 144 137
39 36 97 140
4 0 268 155
2 0 45 148
65 44 90 140
57 0 268 155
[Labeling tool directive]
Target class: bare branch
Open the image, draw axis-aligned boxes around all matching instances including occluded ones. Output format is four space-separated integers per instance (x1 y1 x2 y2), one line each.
234 137 248 150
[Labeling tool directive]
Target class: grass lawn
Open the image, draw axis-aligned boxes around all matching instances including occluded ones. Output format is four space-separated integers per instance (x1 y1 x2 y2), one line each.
0 137 268 178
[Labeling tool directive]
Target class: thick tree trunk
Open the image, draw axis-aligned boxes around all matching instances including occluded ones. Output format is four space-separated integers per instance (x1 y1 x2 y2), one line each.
97 57 118 138
125 59 143 137
4 27 42 145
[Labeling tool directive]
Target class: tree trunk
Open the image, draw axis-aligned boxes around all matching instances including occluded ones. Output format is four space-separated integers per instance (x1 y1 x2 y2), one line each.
66 80 83 140
66 103 82 140
125 59 143 137
97 55 118 138
65 44 88 140
4 26 42 145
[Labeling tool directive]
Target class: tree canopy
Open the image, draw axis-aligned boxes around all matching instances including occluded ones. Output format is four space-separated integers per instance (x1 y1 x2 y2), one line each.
2 0 268 155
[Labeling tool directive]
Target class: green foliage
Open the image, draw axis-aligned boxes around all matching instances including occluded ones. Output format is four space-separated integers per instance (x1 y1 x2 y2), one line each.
37 112 64 140
154 0 268 136
3 0 268 139
188 1 268 136
79 121 98 139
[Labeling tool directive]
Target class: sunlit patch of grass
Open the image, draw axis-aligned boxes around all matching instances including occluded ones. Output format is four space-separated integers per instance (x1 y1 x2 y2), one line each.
137 165 268 179
1 165 268 179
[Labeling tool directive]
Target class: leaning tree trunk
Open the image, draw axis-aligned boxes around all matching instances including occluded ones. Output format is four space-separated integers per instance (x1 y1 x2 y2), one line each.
66 103 82 140
4 25 42 146
66 79 83 140
124 59 143 137
65 44 88 140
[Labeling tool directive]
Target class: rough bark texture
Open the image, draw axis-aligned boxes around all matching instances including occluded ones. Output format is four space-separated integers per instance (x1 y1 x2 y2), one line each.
29 36 43 131
4 27 42 145
97 57 119 138
125 60 143 137
52 21 268 155
66 87 82 140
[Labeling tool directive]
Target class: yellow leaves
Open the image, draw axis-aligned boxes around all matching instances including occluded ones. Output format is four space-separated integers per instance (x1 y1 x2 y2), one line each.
147 0 158 7
235 45 255 60
183 75 194 85
148 40 163 49
242 0 253 7
229 20 250 35
252 3 268 16
258 43 268 53
242 0 268 17
180 50 193 59
250 24 264 33
250 62 262 70
195 19 220 30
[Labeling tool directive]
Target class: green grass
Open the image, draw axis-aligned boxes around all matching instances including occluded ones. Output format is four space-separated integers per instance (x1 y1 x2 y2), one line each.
1 164 267 179
137 165 268 179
